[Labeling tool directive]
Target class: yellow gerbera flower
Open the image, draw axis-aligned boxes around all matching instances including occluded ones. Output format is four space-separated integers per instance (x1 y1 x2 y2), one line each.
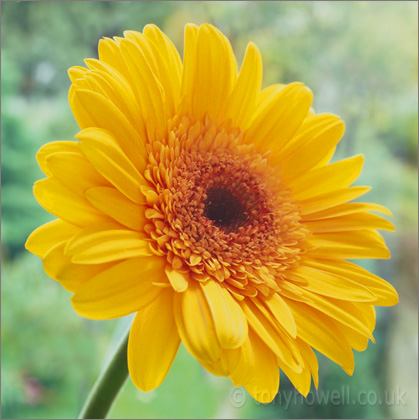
26 23 398 403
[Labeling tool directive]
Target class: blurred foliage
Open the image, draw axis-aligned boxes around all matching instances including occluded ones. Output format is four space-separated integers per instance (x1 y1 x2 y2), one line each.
1 1 418 419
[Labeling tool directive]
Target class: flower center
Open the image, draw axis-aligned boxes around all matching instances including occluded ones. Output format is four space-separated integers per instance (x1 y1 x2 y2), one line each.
203 186 248 232
143 116 310 295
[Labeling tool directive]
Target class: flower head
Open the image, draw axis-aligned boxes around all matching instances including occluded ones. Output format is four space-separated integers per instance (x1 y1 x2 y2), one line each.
26 23 398 402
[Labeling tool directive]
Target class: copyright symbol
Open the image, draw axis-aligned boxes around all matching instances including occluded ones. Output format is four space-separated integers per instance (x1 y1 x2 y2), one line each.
230 387 246 408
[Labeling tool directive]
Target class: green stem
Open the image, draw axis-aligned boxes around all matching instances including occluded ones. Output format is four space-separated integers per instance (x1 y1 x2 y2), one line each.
79 326 130 419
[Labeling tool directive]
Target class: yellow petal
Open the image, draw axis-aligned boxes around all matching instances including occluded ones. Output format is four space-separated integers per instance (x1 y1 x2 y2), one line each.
320 300 376 349
36 141 80 177
229 334 257 386
173 280 222 362
68 66 88 83
200 280 248 349
25 219 80 258
305 229 390 259
303 201 393 220
122 31 160 80
299 186 371 216
71 256 166 319
246 296 305 374
279 282 313 303
255 84 284 108
279 113 339 152
128 288 180 391
284 298 355 373
279 115 345 179
119 38 167 138
304 259 399 307
70 88 146 171
179 24 199 115
97 37 133 83
287 265 377 302
34 178 110 227
240 299 303 373
43 242 114 292
165 265 189 292
143 24 182 114
352 302 376 331
336 321 370 352
199 347 241 378
263 293 297 338
224 42 263 130
278 357 311 397
242 330 279 404
295 339 319 389
289 154 364 200
65 222 151 264
191 24 237 123
77 127 147 204
75 67 146 138
297 289 375 339
313 145 336 168
245 82 313 152
45 152 110 195
85 186 146 231
304 212 394 232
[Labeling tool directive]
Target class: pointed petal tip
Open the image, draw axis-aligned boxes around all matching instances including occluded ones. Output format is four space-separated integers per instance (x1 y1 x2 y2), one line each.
247 387 277 404
343 365 355 376
354 153 365 164
128 291 180 393
24 235 33 254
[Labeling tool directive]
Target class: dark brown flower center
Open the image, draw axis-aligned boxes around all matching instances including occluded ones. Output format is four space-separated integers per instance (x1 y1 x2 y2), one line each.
203 186 248 231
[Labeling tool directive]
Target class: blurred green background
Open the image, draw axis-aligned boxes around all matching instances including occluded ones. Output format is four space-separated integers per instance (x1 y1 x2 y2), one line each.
1 1 418 419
